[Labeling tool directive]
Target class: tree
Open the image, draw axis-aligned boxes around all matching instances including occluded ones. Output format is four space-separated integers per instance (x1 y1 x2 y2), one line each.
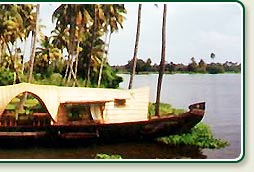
15 4 39 119
35 35 63 76
155 4 167 117
166 62 176 73
188 57 198 72
52 4 93 86
210 52 215 60
207 63 225 74
97 4 126 87
0 4 38 82
18 4 37 74
197 59 206 73
0 5 25 83
128 4 142 89
27 4 40 83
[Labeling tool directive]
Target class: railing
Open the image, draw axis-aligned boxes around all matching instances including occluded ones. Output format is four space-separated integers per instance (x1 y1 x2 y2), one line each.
0 112 51 127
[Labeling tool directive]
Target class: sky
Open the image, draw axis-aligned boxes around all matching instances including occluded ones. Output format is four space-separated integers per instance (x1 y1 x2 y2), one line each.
39 2 243 65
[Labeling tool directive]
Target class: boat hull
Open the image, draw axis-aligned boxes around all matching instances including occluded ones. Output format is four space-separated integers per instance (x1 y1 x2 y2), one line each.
0 102 205 143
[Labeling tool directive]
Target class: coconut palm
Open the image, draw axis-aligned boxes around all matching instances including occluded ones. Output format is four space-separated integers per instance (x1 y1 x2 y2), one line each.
0 4 26 83
27 4 40 83
51 27 69 79
52 4 126 87
210 52 215 60
53 4 93 86
128 4 142 89
97 4 126 87
13 4 39 119
35 34 62 74
18 4 37 74
155 4 167 117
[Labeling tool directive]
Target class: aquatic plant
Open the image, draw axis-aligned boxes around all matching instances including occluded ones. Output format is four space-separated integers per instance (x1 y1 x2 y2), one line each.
157 122 229 149
95 153 122 159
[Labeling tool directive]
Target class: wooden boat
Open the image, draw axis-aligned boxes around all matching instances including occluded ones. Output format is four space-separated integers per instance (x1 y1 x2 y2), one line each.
0 83 205 142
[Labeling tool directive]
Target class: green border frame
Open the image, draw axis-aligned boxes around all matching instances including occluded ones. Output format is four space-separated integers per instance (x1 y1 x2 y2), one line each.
0 0 245 163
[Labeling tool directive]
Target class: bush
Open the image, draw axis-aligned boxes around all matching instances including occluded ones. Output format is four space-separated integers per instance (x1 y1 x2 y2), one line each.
34 73 64 86
148 102 185 116
0 68 14 86
206 63 225 74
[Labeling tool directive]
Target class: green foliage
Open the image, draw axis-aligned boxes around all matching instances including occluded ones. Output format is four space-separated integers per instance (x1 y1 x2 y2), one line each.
90 63 123 88
149 102 185 116
0 68 14 86
95 153 122 159
114 58 241 74
6 93 45 114
206 63 225 74
34 73 65 86
157 123 229 149
188 57 198 72
24 98 39 108
6 104 16 110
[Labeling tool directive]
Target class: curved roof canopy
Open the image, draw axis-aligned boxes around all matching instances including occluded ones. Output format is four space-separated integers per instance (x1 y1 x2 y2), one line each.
0 83 133 122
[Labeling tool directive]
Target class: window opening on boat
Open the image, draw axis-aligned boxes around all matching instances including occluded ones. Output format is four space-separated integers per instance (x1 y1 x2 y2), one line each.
64 102 105 123
114 99 126 107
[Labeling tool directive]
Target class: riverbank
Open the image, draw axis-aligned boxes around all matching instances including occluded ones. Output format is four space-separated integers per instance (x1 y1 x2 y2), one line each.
117 71 241 75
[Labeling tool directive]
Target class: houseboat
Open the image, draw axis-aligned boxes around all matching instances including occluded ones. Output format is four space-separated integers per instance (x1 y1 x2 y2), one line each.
0 83 205 142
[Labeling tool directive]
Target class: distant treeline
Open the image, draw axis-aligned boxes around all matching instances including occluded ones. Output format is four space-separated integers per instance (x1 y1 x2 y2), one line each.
112 57 241 74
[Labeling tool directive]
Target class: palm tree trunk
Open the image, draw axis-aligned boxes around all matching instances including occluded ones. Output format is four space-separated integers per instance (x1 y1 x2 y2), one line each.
85 5 97 87
128 4 142 89
155 4 167 117
16 4 40 120
63 55 70 81
97 30 109 87
65 5 79 87
73 41 80 87
4 41 21 84
21 38 27 74
28 4 40 83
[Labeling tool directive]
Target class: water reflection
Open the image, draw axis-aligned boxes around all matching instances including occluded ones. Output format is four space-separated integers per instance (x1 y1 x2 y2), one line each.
0 140 207 159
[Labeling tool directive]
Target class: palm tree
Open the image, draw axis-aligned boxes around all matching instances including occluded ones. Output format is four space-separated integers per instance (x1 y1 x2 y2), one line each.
85 4 99 87
52 4 126 87
53 4 93 86
35 35 62 74
128 4 142 89
155 4 167 117
97 4 126 87
18 4 37 74
15 4 39 119
27 4 40 83
0 4 39 82
0 4 24 83
210 52 215 60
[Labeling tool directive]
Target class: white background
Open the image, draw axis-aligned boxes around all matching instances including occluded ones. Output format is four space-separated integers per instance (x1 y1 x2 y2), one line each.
1 0 252 171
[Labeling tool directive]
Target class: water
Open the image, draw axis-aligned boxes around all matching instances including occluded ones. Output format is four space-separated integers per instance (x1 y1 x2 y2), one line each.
0 74 242 160
119 74 242 159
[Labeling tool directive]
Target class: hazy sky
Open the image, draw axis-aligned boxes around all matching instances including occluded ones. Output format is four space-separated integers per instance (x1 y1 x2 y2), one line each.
40 2 242 65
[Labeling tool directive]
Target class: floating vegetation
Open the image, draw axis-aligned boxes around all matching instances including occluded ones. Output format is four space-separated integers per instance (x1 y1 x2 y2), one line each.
157 123 229 149
95 153 122 159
